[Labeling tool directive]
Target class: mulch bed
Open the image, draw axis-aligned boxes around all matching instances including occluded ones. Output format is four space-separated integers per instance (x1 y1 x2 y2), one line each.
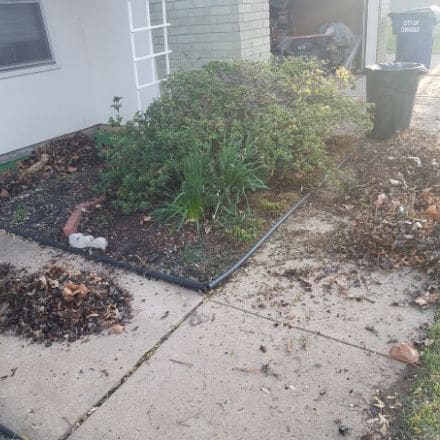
0 263 132 345
0 134 248 282
1 132 350 284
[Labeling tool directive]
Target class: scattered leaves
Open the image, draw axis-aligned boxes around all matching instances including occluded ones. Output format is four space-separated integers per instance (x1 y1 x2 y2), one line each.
0 263 132 345
414 291 440 308
0 189 9 198
109 324 124 335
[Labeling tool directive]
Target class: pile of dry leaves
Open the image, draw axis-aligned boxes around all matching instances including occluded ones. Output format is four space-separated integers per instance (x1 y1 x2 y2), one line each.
336 130 440 284
0 263 131 345
0 133 99 204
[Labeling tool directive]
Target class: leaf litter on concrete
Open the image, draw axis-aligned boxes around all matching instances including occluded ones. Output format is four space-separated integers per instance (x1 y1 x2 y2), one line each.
328 129 440 439
0 263 132 345
334 129 440 302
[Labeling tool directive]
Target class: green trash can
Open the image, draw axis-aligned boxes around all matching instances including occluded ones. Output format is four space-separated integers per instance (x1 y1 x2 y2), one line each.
366 62 427 140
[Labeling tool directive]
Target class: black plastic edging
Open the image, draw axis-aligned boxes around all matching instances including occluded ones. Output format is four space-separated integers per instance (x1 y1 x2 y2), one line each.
207 191 313 289
206 149 356 290
1 229 207 292
0 424 27 440
1 150 356 293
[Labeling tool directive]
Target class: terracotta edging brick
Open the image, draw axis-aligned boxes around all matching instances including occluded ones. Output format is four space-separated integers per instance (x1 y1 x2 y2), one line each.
63 195 106 237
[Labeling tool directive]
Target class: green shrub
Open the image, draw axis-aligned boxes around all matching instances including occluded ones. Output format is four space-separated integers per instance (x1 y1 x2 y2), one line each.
97 58 369 228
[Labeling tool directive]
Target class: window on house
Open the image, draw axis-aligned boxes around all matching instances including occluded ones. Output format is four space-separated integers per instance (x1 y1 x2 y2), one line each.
0 1 54 72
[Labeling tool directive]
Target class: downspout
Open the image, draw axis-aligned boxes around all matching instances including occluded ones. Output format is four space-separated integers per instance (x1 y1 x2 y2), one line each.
362 0 367 69
365 0 381 66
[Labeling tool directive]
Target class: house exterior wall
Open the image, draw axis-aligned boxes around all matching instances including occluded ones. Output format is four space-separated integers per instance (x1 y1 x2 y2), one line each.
0 0 94 156
238 0 270 61
160 0 385 73
152 0 240 71
0 0 145 156
75 0 143 121
154 0 269 72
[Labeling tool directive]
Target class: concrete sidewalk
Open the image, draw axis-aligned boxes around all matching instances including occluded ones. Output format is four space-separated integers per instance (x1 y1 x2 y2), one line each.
0 201 433 439
1 57 438 440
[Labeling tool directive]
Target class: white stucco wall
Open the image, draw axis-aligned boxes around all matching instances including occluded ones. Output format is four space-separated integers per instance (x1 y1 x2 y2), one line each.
0 0 145 156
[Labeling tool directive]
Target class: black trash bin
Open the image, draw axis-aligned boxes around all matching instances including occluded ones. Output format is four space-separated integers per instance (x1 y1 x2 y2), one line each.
366 62 426 140
389 6 440 69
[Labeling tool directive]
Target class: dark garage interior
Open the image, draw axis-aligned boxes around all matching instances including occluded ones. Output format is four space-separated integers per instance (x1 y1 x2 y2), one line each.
270 0 366 68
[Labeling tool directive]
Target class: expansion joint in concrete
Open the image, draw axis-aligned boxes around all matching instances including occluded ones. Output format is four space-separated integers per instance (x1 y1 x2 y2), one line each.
61 296 207 440
210 299 405 364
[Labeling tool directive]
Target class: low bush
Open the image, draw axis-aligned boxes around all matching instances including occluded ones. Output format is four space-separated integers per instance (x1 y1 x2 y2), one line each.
97 57 370 233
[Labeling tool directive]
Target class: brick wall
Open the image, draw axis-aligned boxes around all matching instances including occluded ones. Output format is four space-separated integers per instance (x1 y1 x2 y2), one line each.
150 0 270 72
238 0 270 61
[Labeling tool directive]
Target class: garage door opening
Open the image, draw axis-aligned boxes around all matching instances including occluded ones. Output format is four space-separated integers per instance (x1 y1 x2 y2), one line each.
270 0 369 69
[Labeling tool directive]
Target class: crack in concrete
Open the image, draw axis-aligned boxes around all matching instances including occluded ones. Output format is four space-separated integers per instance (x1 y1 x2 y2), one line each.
61 296 207 440
210 298 404 363
59 272 411 438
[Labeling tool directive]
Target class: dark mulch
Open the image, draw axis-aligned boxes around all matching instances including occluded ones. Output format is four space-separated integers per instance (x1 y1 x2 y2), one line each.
0 263 132 345
0 133 99 205
0 134 274 282
0 132 356 283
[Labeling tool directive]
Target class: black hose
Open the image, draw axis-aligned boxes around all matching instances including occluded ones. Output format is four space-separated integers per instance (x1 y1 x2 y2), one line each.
0 424 28 440
1 151 356 293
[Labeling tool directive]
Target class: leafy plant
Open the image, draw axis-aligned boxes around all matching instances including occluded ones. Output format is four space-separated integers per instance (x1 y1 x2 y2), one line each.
154 137 266 231
11 203 28 226
108 96 123 127
97 58 370 231
154 146 211 227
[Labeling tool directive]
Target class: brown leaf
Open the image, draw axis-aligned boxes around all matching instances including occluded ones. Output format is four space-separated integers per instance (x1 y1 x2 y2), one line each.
374 193 387 209
26 154 50 174
414 292 440 307
389 342 420 365
39 275 47 288
63 287 75 302
421 188 433 204
0 189 10 198
425 205 440 220
109 324 124 334
75 283 89 298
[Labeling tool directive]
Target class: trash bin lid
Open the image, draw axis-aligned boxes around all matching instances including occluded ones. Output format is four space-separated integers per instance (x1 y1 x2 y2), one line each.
366 62 427 72
389 5 440 24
